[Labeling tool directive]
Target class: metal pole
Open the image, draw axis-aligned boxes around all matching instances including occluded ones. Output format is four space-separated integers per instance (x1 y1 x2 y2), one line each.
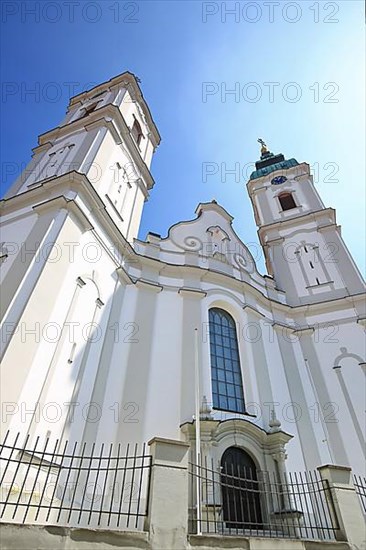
194 328 202 535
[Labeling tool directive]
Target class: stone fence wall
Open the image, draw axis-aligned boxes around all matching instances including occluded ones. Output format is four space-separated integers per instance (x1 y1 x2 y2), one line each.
0 437 365 550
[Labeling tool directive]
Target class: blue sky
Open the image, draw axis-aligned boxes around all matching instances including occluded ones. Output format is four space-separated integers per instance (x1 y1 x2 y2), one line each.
1 0 365 274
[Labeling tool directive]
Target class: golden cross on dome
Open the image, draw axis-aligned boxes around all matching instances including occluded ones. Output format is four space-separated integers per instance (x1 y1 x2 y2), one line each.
257 138 268 155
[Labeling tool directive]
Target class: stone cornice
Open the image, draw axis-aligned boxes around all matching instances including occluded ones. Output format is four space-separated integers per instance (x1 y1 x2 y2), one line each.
31 141 53 156
246 161 311 189
115 266 134 286
317 223 339 233
135 279 163 293
258 207 336 239
266 430 294 448
357 317 366 329
292 326 315 335
32 195 94 233
251 185 267 193
271 322 295 333
263 237 284 246
195 202 233 223
242 304 265 318
37 104 113 143
32 195 69 214
178 288 207 299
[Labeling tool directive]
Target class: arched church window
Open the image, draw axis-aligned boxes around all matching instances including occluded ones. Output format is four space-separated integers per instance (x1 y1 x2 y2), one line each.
131 118 143 147
278 192 297 211
209 308 245 413
221 446 262 530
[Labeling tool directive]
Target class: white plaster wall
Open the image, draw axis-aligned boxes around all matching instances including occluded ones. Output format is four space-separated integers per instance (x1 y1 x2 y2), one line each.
143 288 184 442
0 210 38 283
1 212 78 431
90 282 139 448
2 212 118 446
304 319 365 473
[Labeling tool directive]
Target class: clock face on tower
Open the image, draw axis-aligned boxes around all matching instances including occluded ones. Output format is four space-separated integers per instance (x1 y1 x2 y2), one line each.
271 175 287 185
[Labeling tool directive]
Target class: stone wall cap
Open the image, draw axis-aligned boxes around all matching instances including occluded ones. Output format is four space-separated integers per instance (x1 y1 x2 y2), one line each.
148 436 190 448
317 464 352 472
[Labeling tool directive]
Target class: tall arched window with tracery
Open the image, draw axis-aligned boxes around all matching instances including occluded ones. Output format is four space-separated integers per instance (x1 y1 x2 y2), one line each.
209 308 245 413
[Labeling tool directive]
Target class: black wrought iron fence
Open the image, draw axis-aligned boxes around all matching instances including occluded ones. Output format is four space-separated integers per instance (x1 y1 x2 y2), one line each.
353 474 366 514
0 432 151 530
188 458 339 540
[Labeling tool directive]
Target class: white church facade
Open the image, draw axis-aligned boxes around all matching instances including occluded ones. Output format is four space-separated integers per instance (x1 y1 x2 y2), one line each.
0 72 365 548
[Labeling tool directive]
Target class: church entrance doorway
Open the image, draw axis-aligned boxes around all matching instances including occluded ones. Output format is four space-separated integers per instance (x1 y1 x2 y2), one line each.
221 447 263 530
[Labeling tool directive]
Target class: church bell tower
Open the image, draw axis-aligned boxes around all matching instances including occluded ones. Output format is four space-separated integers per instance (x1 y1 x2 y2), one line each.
5 72 161 243
0 73 161 444
247 141 365 305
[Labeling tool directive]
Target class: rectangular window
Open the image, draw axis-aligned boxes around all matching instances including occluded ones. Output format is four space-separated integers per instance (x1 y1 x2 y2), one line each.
278 193 297 211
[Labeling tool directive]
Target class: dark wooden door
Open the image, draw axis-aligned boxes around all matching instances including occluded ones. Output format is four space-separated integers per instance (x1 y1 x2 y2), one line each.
221 447 262 530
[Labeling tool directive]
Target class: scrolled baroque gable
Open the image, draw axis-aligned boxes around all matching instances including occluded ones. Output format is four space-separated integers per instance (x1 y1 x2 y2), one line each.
143 201 261 278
